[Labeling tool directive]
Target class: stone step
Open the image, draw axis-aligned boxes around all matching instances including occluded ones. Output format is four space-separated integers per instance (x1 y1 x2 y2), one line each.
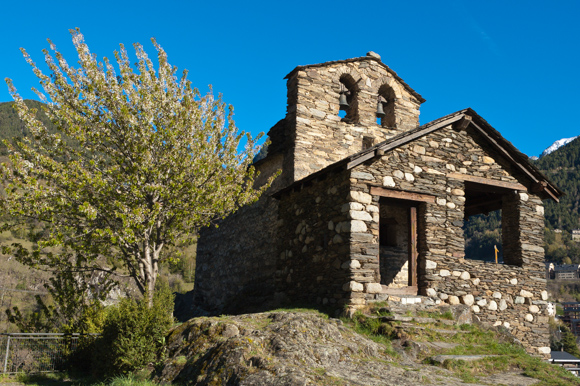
429 354 498 364
423 341 460 350
366 314 457 326
395 324 468 334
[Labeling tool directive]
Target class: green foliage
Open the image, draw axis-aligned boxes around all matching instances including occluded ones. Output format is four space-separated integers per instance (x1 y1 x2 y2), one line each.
559 324 580 357
463 211 502 262
90 281 175 377
5 262 113 333
534 137 580 263
2 29 274 305
535 137 580 233
0 100 56 156
1 372 160 386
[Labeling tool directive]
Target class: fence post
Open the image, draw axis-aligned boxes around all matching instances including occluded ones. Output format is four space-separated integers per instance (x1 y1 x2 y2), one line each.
3 335 10 374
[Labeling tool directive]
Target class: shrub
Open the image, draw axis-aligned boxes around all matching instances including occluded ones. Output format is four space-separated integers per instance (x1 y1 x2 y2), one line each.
91 281 175 377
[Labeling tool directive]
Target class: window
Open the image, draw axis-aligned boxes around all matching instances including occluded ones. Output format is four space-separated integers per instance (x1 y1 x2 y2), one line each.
463 181 507 263
338 75 359 123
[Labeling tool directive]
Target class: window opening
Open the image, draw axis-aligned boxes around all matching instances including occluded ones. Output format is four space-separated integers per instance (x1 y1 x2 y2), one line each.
338 75 359 123
463 181 508 263
377 84 396 128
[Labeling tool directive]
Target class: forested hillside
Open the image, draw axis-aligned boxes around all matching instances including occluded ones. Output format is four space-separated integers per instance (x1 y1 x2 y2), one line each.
0 100 56 155
535 137 580 232
535 136 580 263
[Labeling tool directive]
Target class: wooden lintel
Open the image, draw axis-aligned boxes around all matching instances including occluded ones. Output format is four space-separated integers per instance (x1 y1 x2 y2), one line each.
370 186 436 203
453 115 472 131
447 172 527 191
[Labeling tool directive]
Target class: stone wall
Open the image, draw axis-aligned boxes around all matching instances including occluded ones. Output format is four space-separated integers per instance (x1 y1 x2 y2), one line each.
193 196 280 314
276 171 352 308
342 123 550 355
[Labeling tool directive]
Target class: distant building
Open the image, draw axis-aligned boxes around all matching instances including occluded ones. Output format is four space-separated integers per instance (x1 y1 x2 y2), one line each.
572 229 580 242
554 264 580 280
562 302 580 338
547 262 555 279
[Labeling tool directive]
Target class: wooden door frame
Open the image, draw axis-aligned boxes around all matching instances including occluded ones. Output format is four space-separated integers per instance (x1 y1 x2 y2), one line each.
377 196 421 295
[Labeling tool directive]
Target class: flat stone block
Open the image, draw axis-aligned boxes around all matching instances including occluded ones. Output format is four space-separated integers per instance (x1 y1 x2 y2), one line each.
365 283 382 293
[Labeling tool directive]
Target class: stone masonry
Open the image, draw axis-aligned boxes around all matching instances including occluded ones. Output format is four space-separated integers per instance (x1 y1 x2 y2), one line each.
194 52 562 358
341 124 551 355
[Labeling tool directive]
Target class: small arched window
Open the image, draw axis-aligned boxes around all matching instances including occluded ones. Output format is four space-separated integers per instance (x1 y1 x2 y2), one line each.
338 74 359 124
377 84 396 128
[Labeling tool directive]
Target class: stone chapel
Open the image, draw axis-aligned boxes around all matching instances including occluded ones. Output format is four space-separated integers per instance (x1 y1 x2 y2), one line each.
194 52 563 356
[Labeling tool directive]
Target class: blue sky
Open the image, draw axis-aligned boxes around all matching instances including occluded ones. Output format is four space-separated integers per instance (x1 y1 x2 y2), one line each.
1 0 578 157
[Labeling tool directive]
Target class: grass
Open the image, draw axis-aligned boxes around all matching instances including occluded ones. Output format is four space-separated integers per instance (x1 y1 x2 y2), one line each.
5 307 580 386
344 311 580 386
433 354 580 386
0 372 164 386
341 312 399 357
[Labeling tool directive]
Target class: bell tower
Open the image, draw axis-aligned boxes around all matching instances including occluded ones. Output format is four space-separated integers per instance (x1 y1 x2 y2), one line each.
258 52 425 188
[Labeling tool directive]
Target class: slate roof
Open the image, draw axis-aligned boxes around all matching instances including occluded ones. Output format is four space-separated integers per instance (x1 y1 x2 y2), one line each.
554 264 580 272
274 108 563 201
551 351 580 362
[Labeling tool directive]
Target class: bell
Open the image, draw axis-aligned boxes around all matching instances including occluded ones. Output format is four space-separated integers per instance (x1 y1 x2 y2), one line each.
339 92 349 111
376 101 386 118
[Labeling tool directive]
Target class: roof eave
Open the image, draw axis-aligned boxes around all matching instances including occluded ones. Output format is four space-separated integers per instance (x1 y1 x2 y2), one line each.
273 109 563 202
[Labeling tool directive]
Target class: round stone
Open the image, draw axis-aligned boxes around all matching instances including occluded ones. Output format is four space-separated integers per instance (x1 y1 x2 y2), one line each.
448 295 460 305
462 294 475 306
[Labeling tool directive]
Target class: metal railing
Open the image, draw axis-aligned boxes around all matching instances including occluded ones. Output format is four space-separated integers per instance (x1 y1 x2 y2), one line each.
1 333 98 374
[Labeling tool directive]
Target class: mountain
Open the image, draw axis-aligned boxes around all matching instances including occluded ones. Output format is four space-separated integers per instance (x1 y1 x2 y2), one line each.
0 100 56 155
540 136 579 158
534 135 580 263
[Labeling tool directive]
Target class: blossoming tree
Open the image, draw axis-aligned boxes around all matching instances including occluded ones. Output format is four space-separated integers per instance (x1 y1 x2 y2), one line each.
2 29 272 307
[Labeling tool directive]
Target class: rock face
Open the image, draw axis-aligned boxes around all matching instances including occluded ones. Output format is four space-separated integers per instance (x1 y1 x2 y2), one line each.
155 311 540 386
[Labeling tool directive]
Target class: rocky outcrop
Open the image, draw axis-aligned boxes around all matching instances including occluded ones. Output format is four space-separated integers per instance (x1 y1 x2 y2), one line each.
155 311 544 385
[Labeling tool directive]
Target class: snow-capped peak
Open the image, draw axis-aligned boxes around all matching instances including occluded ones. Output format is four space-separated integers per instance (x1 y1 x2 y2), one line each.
540 136 579 158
